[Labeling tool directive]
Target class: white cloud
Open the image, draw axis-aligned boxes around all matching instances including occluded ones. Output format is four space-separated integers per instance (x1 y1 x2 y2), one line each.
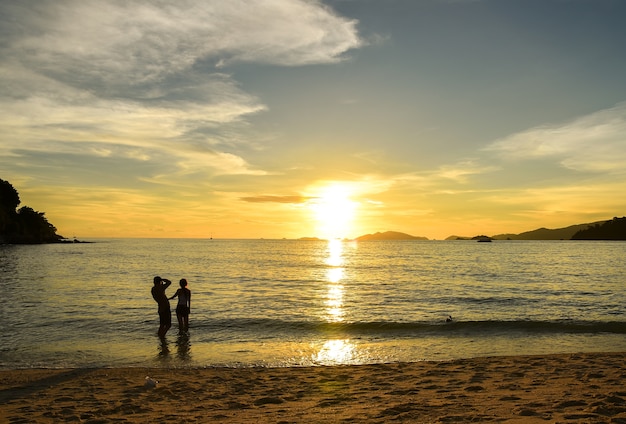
203 0 362 66
0 0 363 177
486 103 626 173
0 71 264 145
3 0 361 91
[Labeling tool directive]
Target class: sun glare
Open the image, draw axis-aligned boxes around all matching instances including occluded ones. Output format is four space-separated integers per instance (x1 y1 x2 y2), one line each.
315 339 355 364
309 183 357 240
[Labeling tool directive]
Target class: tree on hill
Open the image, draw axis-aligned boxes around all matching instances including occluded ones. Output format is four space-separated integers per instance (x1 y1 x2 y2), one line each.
0 178 64 243
571 217 626 240
0 179 20 235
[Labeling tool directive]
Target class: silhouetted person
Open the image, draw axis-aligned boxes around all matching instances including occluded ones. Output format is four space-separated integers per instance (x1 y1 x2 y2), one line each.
152 276 172 337
170 278 191 333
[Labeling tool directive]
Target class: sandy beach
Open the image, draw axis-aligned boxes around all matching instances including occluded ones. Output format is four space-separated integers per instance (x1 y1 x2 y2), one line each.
1 352 625 423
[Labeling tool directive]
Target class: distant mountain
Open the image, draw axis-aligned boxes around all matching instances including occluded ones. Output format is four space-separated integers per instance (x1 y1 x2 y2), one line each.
491 221 607 240
445 235 493 241
445 235 470 240
444 220 613 241
355 231 428 241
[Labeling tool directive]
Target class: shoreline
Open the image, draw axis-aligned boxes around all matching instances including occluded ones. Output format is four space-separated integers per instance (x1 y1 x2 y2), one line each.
2 352 625 423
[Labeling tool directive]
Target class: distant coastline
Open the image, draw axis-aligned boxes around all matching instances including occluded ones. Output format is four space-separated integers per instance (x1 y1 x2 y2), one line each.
332 217 626 242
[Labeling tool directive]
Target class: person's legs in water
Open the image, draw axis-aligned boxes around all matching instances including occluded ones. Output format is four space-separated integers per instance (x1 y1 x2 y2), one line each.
158 307 171 337
176 305 189 333
182 309 189 332
176 307 184 333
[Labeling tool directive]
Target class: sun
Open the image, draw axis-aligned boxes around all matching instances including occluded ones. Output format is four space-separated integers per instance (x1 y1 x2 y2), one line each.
309 183 357 240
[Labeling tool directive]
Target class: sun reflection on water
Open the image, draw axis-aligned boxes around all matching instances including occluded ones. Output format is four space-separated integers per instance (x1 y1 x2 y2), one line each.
315 240 359 365
325 284 344 322
314 339 356 364
325 238 344 267
326 267 343 283
324 239 345 323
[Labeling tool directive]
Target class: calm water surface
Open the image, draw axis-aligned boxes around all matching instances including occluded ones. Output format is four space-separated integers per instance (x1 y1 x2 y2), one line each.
0 239 624 368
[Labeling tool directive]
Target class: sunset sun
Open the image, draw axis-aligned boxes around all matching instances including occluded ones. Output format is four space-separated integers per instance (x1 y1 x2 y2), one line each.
309 183 357 240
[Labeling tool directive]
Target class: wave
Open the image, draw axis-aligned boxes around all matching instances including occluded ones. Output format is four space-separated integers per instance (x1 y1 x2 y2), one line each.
195 318 626 336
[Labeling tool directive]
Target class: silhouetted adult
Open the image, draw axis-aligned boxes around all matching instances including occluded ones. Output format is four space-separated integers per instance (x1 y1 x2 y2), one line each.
152 276 172 337
169 278 191 334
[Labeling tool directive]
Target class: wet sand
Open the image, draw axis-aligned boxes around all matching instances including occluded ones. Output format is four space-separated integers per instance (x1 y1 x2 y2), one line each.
1 352 625 423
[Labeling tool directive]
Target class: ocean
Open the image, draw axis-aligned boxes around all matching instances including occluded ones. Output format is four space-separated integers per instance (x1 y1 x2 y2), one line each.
1 238 625 369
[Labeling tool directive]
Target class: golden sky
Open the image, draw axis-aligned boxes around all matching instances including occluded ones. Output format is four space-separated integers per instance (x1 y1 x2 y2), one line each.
1 1 626 240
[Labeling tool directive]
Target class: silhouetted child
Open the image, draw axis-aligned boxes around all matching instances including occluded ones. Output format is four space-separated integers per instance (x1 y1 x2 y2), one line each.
169 278 191 333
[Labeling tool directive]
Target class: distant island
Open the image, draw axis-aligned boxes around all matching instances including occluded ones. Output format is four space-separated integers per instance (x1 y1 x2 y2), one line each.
0 178 66 244
447 217 626 241
302 218 626 242
350 218 626 242
298 232 429 241
355 231 429 241
490 222 606 240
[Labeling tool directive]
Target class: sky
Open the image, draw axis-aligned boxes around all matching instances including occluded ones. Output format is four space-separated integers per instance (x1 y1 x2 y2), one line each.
1 0 626 240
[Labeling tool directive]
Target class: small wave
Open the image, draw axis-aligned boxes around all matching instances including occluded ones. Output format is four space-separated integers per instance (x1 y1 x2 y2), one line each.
194 318 626 337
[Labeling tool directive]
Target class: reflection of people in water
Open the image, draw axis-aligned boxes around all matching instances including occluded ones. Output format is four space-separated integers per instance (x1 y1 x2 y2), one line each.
158 337 170 361
169 278 191 334
176 333 191 361
152 276 172 338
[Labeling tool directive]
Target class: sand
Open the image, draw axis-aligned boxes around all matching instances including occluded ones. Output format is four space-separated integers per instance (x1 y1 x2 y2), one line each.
1 352 625 423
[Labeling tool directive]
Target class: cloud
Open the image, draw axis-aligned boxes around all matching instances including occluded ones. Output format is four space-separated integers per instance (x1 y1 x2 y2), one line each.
435 159 499 183
485 103 626 173
240 195 310 204
0 0 363 177
387 159 498 190
2 0 361 92
207 0 362 67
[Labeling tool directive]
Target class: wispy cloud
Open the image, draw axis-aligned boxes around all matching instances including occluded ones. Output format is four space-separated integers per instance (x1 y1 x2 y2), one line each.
240 195 310 204
485 103 626 173
3 1 361 89
435 159 499 183
0 0 362 177
388 159 498 190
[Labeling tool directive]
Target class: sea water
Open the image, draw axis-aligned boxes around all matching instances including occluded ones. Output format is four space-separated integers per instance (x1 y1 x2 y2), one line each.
0 239 624 369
